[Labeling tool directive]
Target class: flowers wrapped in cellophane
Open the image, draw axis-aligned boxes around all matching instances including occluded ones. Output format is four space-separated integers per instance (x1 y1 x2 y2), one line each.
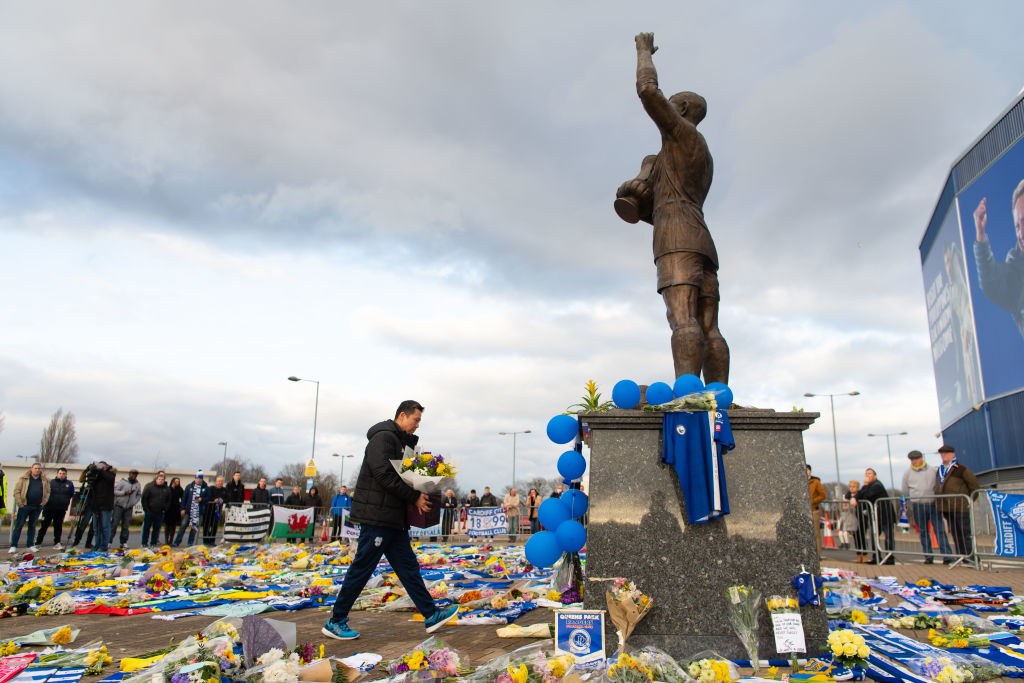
391 451 458 495
765 595 798 615
386 636 466 680
465 642 574 683
724 585 760 673
685 653 737 683
599 578 653 651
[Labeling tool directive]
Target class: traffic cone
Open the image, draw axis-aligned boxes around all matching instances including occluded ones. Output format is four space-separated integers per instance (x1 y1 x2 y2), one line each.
823 512 836 549
320 518 330 543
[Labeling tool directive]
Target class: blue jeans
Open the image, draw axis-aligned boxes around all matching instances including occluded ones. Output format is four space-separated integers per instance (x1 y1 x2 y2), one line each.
912 502 952 560
141 510 165 546
330 524 437 622
110 505 133 546
173 516 200 546
92 509 112 551
11 505 41 548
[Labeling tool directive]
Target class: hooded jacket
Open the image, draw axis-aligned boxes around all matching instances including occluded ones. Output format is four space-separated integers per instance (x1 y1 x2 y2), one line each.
349 420 421 529
114 476 142 509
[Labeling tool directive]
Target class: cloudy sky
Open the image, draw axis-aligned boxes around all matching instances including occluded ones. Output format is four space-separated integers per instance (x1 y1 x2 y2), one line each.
2 2 1022 493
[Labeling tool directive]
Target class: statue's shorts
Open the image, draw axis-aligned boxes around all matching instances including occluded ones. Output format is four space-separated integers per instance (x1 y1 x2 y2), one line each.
656 251 719 299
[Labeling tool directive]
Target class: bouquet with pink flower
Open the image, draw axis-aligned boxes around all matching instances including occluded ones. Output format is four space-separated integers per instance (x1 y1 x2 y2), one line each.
387 637 466 679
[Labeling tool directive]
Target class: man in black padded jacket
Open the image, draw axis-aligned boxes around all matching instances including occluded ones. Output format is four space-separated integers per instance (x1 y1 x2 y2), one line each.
322 400 458 641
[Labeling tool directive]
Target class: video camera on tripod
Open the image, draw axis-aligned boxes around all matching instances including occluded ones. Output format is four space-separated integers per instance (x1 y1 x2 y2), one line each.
69 461 110 543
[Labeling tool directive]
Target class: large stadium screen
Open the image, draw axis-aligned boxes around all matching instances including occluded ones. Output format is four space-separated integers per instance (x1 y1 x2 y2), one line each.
955 135 1024 400
923 206 983 428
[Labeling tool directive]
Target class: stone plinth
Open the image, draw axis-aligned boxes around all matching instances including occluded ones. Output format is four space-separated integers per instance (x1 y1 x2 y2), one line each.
581 408 827 660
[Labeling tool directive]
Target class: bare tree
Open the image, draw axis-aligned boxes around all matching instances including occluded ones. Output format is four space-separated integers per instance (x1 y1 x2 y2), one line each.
209 456 268 484
39 409 79 464
276 462 309 487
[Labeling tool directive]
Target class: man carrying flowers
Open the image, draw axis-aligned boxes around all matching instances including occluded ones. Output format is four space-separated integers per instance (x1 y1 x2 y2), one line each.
322 400 459 640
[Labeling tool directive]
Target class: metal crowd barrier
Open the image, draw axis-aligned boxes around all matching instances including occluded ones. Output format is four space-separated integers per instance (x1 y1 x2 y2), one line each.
820 493 975 566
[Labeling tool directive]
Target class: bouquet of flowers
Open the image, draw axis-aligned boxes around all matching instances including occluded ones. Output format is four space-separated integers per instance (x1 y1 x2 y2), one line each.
642 391 717 412
146 573 175 594
905 657 976 683
392 452 458 493
467 643 571 683
601 578 653 651
725 585 760 673
392 451 458 528
882 614 942 630
766 596 798 614
386 637 465 679
685 655 736 683
33 592 76 616
634 648 689 683
827 629 870 668
606 652 655 683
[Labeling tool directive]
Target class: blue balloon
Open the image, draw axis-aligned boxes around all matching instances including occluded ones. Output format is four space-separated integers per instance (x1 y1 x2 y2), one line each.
555 519 587 553
525 531 562 568
705 382 733 408
612 379 641 409
560 489 589 519
538 497 570 530
546 414 578 444
645 381 674 406
673 374 704 398
557 450 586 481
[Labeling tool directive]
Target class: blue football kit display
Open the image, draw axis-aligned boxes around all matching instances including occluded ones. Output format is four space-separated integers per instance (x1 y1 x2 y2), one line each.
662 410 735 524
791 571 825 606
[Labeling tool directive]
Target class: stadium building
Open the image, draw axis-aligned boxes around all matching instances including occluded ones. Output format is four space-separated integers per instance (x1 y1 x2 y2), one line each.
920 91 1024 486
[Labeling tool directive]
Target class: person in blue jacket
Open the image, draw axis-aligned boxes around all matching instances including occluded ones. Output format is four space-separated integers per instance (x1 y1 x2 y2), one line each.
173 471 210 547
330 485 352 540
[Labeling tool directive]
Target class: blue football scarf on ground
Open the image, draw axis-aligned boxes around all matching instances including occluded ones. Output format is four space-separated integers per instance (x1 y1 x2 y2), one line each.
662 411 727 524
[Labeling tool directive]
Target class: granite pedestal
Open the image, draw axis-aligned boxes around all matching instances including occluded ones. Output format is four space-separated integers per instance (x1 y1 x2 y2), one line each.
582 408 827 660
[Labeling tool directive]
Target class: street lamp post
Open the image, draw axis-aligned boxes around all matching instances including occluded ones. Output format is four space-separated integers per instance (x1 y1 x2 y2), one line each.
804 391 860 498
498 430 531 491
288 376 320 465
218 441 227 478
332 453 355 487
867 431 908 491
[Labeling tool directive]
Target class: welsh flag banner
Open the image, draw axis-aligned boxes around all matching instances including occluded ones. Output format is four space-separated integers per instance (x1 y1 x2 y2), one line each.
271 506 315 539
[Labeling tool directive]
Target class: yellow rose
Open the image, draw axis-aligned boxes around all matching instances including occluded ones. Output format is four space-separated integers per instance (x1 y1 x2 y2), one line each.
403 458 413 468
832 644 844 657
420 453 431 463
857 645 870 659
843 643 857 658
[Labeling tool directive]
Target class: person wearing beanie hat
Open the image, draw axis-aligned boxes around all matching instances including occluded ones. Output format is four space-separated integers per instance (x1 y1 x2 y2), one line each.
902 450 952 564
173 471 210 547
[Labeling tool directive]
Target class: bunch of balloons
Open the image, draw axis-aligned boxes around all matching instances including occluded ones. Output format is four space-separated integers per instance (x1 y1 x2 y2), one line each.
610 374 733 409
524 415 590 568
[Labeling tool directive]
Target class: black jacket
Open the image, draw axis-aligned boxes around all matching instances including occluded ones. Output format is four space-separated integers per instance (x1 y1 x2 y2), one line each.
285 491 309 506
225 479 246 503
350 420 420 529
480 493 498 507
250 486 270 505
856 479 895 527
45 478 75 513
141 481 172 514
166 485 184 519
91 467 116 511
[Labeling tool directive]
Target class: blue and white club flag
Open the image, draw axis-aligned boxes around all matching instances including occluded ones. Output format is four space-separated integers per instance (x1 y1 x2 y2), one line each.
986 490 1024 557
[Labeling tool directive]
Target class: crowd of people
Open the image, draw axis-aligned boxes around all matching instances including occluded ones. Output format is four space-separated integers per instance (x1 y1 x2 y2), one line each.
4 459 572 551
811 443 981 565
